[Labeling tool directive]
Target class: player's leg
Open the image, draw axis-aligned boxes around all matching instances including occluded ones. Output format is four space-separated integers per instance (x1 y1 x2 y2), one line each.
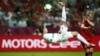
81 42 91 56
59 24 89 44
59 23 95 47
70 31 89 45
85 38 94 56
80 33 95 56
84 45 94 56
81 42 94 56
89 47 94 56
42 27 53 43
71 31 95 47
85 47 91 56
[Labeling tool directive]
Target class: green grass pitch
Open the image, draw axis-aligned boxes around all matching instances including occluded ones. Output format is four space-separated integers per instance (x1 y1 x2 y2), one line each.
0 52 100 56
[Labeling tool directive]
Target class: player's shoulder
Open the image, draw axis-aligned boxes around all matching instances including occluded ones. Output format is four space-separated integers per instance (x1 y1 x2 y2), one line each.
60 25 65 27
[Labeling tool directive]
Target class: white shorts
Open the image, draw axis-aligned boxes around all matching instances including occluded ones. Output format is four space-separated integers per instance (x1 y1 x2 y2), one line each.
43 33 62 43
59 31 73 41
43 32 73 43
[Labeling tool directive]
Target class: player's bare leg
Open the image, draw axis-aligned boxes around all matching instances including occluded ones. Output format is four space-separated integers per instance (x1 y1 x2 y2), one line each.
71 31 95 48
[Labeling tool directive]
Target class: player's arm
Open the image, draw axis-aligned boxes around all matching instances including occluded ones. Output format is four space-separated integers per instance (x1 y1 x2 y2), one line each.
81 16 91 29
86 19 95 27
81 21 91 29
81 24 91 29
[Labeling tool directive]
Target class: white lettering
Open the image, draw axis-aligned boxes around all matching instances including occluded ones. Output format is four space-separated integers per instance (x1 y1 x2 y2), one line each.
25 39 33 48
32 39 40 48
49 44 60 48
60 41 81 48
20 39 25 48
40 39 47 48
60 41 70 48
70 41 80 48
98 40 100 47
2 39 12 48
2 39 81 49
2 39 47 48
12 39 20 48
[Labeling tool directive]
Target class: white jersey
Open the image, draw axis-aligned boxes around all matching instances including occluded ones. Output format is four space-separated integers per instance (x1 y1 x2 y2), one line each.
43 25 73 43
60 25 73 38
43 33 62 43
60 25 68 34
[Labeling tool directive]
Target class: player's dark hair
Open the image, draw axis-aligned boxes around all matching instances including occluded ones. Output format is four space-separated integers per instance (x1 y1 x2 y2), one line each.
38 26 44 33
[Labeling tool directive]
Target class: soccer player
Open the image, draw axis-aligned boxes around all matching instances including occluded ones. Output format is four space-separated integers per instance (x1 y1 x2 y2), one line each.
42 3 95 48
80 12 95 56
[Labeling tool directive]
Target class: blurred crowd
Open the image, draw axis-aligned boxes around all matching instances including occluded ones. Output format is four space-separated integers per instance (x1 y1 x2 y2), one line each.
0 0 100 35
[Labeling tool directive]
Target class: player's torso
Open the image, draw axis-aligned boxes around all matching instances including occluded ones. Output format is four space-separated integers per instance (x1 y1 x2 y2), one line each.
84 20 91 27
81 20 93 36
60 25 68 34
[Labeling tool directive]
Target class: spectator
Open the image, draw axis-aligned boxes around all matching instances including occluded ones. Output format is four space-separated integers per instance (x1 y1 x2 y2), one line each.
5 28 12 35
8 16 17 27
17 18 27 27
0 7 5 19
0 18 8 27
3 12 11 20
33 28 42 36
27 18 35 27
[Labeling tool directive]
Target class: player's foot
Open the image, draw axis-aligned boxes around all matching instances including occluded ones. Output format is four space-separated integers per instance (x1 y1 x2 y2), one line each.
90 43 96 47
85 44 96 48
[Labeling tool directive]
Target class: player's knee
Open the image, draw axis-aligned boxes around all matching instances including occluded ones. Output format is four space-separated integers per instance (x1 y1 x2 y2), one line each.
90 48 94 52
75 31 78 34
71 31 78 36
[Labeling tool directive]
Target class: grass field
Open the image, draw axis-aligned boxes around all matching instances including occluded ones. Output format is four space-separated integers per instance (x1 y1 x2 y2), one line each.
0 52 100 56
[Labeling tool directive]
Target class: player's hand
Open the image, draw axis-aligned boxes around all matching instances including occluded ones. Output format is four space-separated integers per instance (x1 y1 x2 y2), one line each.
83 16 87 20
59 2 66 7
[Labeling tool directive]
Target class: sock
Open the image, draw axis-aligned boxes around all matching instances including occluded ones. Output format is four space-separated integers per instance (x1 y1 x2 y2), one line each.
85 52 88 56
86 52 92 56
89 52 93 56
77 33 90 45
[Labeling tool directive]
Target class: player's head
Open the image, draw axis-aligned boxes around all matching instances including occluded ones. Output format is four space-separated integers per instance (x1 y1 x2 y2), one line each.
38 26 43 33
87 12 94 20
60 20 66 25
39 26 48 34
